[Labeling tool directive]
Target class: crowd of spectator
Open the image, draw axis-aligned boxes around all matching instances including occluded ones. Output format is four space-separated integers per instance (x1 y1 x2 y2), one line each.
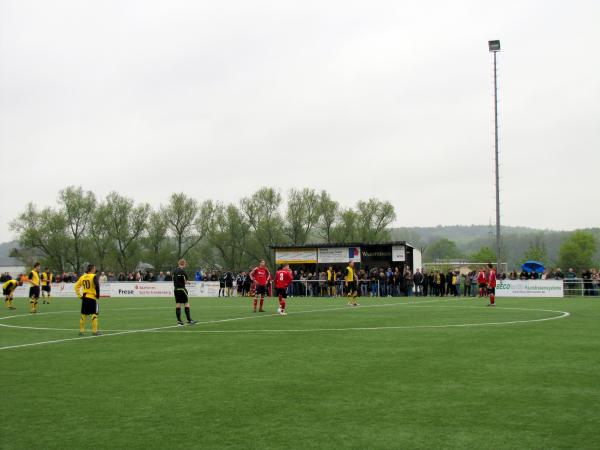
2 265 598 297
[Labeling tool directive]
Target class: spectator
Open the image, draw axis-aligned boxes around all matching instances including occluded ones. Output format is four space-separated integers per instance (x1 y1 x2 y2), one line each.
454 271 461 297
565 268 577 296
404 267 414 297
463 271 471 296
582 268 593 296
414 269 423 297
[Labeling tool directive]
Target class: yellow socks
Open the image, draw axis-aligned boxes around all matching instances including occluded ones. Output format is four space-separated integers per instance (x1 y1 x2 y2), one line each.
80 314 87 333
91 314 98 333
30 299 38 313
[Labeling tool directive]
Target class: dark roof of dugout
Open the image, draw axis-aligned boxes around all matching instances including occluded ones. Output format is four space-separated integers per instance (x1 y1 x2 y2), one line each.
270 241 413 249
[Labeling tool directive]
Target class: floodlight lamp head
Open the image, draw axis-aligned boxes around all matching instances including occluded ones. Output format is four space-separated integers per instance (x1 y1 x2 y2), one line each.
488 40 501 52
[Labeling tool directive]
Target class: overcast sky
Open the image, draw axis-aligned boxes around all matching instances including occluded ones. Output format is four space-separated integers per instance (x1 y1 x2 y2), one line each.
1 0 598 243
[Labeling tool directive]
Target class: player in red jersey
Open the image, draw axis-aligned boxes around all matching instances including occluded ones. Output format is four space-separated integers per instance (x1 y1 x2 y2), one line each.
487 263 497 306
477 268 487 297
275 264 293 316
250 260 271 313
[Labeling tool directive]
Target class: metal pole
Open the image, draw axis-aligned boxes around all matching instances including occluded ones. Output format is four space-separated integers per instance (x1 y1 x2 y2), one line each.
493 51 501 272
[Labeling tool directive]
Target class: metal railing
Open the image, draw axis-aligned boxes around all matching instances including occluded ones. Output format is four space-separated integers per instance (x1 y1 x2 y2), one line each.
562 278 600 297
235 279 600 298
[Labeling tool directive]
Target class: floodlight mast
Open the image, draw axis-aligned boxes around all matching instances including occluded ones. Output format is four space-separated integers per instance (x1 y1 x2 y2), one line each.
489 40 501 272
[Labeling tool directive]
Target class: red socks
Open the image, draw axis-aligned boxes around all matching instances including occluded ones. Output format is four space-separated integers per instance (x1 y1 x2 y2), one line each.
490 294 495 305
253 299 257 311
259 298 264 310
279 299 286 310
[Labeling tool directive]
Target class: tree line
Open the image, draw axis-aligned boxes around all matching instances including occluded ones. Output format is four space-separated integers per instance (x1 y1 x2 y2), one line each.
10 186 396 273
409 231 598 274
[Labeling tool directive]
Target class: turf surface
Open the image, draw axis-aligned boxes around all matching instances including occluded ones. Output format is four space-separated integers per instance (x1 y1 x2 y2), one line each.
1 295 599 449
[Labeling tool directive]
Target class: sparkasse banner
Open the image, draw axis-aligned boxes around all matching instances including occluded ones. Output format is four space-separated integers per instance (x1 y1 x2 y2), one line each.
496 280 564 298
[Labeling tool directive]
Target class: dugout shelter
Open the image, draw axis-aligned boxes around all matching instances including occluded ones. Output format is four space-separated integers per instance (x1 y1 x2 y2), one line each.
271 241 422 274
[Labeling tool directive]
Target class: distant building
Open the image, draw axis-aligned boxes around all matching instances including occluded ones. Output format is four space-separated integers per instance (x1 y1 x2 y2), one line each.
0 256 26 278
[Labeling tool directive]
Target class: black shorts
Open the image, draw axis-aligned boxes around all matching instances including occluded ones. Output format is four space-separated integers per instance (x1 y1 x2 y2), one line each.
3 288 13 296
488 287 495 295
29 286 40 299
478 283 487 289
42 285 51 293
346 281 357 293
327 281 335 287
276 288 288 298
81 298 98 315
255 284 267 296
174 288 189 304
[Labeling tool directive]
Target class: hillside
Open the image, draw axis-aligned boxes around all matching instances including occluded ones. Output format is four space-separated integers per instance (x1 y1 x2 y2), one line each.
0 241 17 257
391 226 600 269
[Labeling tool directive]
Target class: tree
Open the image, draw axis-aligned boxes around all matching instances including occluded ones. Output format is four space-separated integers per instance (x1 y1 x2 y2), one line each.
558 230 597 273
316 190 339 244
58 186 96 273
522 234 548 266
144 211 172 271
240 187 287 266
355 199 396 242
470 246 496 264
331 208 360 242
284 188 321 245
209 204 251 271
163 193 216 260
424 238 463 262
10 203 70 271
101 192 149 272
88 206 113 272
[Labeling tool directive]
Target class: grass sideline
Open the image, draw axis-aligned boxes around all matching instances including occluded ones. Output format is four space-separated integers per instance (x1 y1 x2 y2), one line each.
0 295 598 449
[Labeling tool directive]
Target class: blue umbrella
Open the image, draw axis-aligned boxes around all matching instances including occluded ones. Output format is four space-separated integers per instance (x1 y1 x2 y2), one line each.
521 260 545 274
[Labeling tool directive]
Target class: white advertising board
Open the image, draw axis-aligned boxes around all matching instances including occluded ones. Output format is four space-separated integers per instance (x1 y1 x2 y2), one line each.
392 245 406 262
10 281 224 298
12 283 76 298
275 249 317 264
317 247 361 264
496 280 564 298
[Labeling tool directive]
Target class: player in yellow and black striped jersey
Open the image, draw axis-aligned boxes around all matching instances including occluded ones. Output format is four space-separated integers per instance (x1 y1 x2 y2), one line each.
344 260 359 307
3 278 23 310
26 262 41 313
41 267 53 304
326 266 337 298
74 264 102 336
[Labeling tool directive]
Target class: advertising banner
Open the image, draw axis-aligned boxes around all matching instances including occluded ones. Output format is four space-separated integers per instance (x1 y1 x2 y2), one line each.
392 245 406 262
11 281 224 298
275 248 317 264
317 247 361 264
12 283 76 298
496 280 564 298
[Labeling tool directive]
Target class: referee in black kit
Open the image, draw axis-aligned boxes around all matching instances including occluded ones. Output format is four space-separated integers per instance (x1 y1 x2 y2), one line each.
173 259 197 326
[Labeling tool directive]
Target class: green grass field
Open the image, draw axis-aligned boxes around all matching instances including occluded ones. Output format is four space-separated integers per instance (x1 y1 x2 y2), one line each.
1 295 599 449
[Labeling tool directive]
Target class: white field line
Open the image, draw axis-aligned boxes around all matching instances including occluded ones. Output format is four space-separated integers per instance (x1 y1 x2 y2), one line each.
0 299 448 336
0 299 569 350
146 304 570 333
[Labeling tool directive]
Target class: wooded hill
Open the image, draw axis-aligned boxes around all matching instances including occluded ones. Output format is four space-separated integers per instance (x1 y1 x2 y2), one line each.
391 225 600 269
